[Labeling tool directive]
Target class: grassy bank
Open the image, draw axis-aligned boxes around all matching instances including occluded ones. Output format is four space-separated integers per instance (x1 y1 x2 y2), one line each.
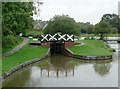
68 40 113 56
2 42 48 75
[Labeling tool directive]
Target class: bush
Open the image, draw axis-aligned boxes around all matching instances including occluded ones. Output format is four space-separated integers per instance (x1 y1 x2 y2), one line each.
2 35 17 48
108 48 116 52
24 29 44 38
74 35 79 40
84 36 90 40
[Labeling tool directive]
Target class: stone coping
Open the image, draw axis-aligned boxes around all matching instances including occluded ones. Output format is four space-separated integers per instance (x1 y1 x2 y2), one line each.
1 48 50 80
65 48 112 60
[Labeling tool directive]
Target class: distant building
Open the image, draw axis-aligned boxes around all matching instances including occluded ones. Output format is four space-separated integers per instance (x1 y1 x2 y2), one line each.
118 1 120 18
33 20 48 29
34 23 42 29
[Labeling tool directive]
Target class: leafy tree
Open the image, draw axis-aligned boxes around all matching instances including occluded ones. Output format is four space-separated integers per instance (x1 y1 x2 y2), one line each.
86 25 94 34
2 2 39 49
77 22 90 33
111 28 118 34
101 13 120 33
2 2 35 36
94 21 111 40
44 15 80 36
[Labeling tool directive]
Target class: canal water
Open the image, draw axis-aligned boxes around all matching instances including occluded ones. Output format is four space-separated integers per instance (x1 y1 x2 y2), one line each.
2 44 119 87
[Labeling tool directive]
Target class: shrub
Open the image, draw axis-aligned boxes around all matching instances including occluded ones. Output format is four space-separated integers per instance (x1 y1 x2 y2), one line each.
84 36 90 40
109 48 116 52
24 29 44 38
2 35 17 48
74 35 79 40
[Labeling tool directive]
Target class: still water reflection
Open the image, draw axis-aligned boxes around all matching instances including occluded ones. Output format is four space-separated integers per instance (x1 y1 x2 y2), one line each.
2 45 118 87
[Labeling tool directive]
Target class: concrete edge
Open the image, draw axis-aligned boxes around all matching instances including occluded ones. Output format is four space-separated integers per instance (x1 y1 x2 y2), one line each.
65 48 112 60
74 42 85 46
0 48 50 80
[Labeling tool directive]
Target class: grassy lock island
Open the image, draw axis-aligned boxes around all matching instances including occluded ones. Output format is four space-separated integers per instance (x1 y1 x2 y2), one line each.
69 40 113 56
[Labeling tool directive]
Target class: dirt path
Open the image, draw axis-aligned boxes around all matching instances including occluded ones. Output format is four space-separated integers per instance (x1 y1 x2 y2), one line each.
3 38 29 58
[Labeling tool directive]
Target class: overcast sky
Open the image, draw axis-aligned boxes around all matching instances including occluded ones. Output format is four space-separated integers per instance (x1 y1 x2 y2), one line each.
33 0 120 25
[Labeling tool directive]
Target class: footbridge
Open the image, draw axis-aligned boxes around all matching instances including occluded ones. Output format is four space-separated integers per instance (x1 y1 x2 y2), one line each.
39 33 74 42
38 33 75 54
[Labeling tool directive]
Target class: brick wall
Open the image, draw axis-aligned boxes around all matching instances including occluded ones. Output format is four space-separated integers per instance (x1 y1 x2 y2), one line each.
64 49 72 56
41 42 50 48
65 42 74 48
41 42 74 48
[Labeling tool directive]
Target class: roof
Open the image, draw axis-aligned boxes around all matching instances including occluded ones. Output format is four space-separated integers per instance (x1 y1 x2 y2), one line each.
34 23 42 29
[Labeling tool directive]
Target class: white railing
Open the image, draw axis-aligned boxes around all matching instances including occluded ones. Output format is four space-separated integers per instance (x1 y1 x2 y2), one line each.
39 33 74 42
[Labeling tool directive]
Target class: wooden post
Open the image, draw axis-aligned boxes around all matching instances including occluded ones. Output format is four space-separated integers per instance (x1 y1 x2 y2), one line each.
41 68 42 77
48 69 49 77
73 66 74 76
56 69 59 78
66 70 67 77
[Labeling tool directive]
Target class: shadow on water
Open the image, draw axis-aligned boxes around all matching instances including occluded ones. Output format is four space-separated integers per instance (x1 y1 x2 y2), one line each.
50 42 65 54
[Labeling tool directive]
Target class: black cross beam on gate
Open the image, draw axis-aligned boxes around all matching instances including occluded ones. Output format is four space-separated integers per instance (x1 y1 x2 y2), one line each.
38 33 74 42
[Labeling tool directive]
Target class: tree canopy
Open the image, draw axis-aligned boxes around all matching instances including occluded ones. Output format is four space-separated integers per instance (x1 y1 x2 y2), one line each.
76 22 94 34
2 2 37 49
2 2 35 36
94 21 111 39
101 13 120 33
44 15 80 36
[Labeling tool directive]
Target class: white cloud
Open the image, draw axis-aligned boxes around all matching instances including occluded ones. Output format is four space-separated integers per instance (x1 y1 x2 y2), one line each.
33 0 120 24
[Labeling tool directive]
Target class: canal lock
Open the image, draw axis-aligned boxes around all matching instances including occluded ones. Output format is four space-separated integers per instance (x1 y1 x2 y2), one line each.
50 41 65 54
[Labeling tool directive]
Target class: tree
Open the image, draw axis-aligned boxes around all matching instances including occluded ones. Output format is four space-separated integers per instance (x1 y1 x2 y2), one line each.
44 15 80 36
2 2 35 36
101 13 120 33
86 25 94 34
94 21 111 40
2 2 39 49
77 22 90 33
111 28 118 34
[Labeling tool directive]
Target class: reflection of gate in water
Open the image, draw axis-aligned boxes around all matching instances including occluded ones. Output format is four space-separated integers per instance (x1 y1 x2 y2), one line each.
40 68 75 78
39 63 75 78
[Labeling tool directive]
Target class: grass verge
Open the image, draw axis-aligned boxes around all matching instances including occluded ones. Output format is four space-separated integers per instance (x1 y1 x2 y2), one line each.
2 42 48 75
68 40 113 56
